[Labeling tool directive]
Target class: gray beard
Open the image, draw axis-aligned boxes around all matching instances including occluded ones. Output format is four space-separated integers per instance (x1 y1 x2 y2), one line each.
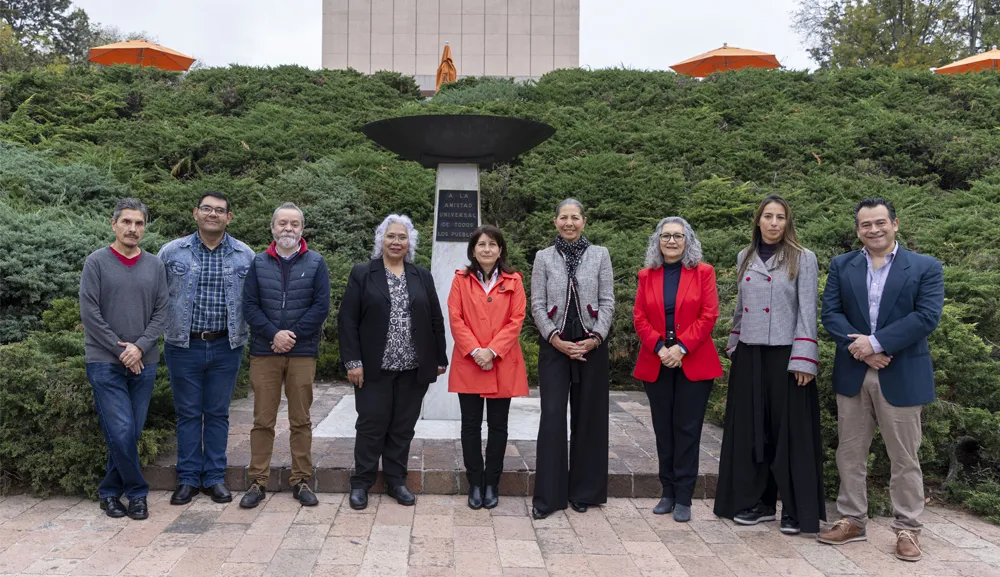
276 236 299 249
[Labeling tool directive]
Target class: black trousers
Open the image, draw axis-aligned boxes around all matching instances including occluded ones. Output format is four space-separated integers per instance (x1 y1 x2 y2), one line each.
351 368 428 489
458 393 512 487
643 365 713 506
532 337 609 514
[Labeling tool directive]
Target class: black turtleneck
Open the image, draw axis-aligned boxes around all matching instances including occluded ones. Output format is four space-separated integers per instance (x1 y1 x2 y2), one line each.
758 240 778 263
662 259 683 329
654 259 685 354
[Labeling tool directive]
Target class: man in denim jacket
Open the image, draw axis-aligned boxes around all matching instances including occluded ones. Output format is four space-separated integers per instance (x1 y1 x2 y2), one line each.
158 191 255 505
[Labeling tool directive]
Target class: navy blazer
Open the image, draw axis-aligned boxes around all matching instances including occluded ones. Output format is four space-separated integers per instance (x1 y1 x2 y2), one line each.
821 246 944 407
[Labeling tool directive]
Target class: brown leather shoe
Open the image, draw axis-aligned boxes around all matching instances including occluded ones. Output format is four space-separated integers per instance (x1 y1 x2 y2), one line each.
895 530 921 562
817 518 867 545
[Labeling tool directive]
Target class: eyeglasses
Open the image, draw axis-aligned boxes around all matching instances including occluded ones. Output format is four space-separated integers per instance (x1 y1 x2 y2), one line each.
659 233 684 243
385 233 409 242
198 205 228 215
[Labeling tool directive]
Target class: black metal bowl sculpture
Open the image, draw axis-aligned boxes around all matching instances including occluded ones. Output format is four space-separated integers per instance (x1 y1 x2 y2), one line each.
360 114 556 168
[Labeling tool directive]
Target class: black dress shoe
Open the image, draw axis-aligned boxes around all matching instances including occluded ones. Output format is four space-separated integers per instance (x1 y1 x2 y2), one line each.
99 496 127 518
468 485 483 510
127 497 148 520
733 502 777 526
385 484 416 506
531 507 549 520
170 484 199 505
292 481 319 507
349 488 369 510
570 501 588 513
653 497 675 515
202 483 233 504
483 485 499 510
239 482 266 509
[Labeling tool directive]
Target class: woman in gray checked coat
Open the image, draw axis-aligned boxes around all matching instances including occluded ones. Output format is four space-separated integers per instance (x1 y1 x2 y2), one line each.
713 194 826 536
529 198 615 520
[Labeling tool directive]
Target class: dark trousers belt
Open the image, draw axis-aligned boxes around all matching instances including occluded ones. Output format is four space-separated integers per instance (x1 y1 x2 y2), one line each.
191 330 228 341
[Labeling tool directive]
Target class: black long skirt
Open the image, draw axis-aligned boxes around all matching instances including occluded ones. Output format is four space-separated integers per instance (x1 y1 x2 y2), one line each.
713 343 826 533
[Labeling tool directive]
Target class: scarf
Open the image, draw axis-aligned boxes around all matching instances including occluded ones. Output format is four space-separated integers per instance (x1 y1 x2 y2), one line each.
555 236 590 280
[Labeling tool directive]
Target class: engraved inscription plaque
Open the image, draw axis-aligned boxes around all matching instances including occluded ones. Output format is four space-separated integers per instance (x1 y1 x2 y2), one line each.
435 189 479 242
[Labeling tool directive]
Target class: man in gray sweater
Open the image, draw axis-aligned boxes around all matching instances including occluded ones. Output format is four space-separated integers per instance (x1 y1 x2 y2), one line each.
79 198 168 520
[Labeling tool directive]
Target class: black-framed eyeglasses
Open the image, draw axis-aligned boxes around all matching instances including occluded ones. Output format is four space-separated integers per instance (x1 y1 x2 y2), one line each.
659 233 684 242
198 205 228 215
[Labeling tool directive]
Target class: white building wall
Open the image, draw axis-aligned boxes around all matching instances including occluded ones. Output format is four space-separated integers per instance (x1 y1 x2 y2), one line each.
322 0 579 90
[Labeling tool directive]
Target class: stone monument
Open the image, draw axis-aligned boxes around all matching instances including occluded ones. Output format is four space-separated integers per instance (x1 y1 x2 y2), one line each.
360 114 555 420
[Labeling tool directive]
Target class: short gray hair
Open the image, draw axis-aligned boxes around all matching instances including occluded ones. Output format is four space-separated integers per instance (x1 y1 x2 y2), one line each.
271 202 305 227
555 198 585 216
644 217 703 269
112 198 149 223
371 214 418 263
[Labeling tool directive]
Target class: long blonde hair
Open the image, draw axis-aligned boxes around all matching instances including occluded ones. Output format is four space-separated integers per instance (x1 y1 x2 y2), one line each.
737 195 805 280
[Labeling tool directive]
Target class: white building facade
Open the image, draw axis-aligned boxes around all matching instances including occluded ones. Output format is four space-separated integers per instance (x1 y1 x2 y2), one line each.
321 0 580 90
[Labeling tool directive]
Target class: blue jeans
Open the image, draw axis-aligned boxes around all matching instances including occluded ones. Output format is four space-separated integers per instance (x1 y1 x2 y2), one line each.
86 362 157 500
164 340 243 487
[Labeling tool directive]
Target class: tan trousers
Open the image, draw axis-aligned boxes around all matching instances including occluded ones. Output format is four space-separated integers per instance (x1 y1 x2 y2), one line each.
248 355 316 486
836 368 924 533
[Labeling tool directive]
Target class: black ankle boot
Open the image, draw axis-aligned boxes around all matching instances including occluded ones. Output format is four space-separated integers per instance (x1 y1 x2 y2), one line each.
483 485 499 509
468 485 483 510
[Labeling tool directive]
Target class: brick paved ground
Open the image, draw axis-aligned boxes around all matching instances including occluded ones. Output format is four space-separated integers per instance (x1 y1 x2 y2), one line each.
3 491 1000 576
144 384 723 499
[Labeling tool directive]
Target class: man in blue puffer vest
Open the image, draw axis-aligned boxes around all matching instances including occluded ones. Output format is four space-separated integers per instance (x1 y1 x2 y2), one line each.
240 202 331 509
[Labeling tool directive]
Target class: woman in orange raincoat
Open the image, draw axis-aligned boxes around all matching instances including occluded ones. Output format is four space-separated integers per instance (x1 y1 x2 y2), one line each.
448 225 529 511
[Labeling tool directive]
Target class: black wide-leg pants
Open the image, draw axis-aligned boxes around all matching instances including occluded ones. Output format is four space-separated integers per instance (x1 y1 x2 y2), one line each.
643 365 713 506
351 368 428 489
532 337 609 514
713 344 826 533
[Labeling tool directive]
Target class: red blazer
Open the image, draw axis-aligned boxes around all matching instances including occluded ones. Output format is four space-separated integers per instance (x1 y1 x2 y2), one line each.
633 262 724 383
447 270 529 398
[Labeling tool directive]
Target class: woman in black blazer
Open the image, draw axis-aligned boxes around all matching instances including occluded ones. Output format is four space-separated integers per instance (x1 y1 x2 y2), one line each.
337 214 448 511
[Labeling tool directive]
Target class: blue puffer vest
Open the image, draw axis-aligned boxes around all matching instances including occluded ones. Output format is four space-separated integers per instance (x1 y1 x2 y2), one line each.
243 240 331 357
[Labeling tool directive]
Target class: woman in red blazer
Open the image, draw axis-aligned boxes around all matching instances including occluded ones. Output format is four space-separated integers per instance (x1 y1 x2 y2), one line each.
448 225 529 511
633 217 723 522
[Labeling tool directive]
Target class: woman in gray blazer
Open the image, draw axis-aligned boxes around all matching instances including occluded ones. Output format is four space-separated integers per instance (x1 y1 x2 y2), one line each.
530 198 615 520
713 194 825 536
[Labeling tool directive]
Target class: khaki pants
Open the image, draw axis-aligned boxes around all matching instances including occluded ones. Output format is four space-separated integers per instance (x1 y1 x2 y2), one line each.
836 368 924 533
248 355 316 487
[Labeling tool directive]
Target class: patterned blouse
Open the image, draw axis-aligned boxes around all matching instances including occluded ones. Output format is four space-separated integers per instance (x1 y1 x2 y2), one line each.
381 267 419 371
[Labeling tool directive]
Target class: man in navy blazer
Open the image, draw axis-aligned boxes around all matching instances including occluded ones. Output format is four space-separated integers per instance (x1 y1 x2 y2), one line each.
818 198 943 562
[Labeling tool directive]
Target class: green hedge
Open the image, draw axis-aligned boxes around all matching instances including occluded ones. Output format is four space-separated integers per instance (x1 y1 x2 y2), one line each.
2 66 1000 519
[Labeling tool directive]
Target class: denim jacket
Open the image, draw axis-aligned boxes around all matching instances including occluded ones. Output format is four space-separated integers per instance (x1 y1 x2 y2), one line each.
158 232 255 349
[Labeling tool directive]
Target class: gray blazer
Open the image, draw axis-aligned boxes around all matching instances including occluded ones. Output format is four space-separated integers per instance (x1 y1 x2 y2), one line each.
725 247 820 375
531 244 615 342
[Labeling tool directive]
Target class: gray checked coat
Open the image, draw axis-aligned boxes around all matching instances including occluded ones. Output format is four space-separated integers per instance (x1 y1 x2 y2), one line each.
725 247 820 375
531 244 615 342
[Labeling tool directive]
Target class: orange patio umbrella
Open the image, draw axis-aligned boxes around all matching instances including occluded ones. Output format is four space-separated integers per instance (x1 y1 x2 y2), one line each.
88 39 195 71
934 49 1000 74
436 43 457 92
670 43 780 78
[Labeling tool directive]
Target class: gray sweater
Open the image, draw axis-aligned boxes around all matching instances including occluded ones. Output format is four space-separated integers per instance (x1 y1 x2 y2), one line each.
79 247 169 365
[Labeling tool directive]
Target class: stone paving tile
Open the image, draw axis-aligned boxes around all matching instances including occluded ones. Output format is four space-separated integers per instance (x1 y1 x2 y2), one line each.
3 496 1000 576
497 538 545 568
407 536 454 567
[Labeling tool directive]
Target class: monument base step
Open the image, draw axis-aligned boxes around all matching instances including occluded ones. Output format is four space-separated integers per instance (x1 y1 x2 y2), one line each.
144 383 722 500
142 464 718 499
